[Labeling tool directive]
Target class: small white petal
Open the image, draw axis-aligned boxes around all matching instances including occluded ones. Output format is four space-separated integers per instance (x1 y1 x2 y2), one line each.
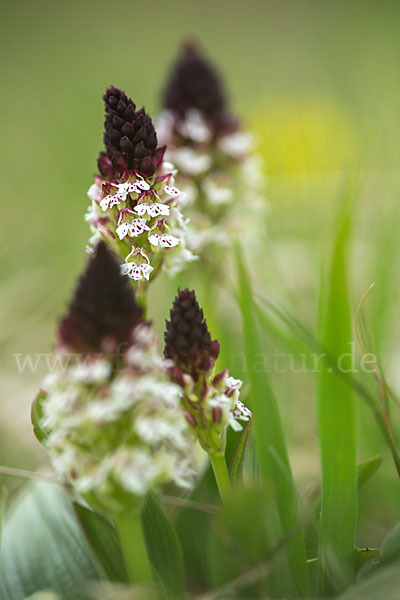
134 203 149 216
159 234 180 248
129 219 150 237
162 161 175 173
177 109 211 143
148 234 160 247
219 132 253 157
120 262 134 275
140 263 154 280
226 376 243 391
128 266 144 280
173 148 211 175
164 185 181 197
136 179 151 191
87 183 102 202
147 203 170 217
100 195 112 211
116 222 130 240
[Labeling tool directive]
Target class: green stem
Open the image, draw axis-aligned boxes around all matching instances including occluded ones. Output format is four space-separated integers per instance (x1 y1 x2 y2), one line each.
210 453 231 504
113 509 153 584
135 282 148 320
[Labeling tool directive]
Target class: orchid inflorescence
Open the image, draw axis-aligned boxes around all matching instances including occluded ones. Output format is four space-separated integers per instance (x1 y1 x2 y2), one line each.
35 244 196 512
164 288 251 455
156 42 265 258
86 86 197 287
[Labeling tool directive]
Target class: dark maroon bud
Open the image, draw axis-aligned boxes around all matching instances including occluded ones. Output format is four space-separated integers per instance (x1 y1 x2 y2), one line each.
97 152 116 179
140 156 155 177
164 288 220 379
121 122 135 138
162 41 236 136
112 115 124 130
210 340 220 360
120 136 134 157
134 140 147 160
146 131 157 149
111 151 128 172
58 242 143 354
213 370 227 387
133 126 147 146
109 128 121 145
184 411 197 428
100 86 164 178
212 406 223 425
124 104 136 121
153 146 166 171
117 99 126 114
168 364 186 388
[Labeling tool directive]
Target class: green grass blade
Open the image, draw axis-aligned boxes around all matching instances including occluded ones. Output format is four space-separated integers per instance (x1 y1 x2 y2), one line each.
141 492 185 599
317 210 357 594
73 503 126 582
235 243 310 598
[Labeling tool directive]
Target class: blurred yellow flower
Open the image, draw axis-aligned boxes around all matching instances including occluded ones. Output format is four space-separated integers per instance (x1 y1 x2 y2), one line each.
249 98 358 174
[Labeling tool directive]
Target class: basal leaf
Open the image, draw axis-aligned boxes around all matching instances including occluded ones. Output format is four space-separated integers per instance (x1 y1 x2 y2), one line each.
74 503 127 583
0 481 99 600
141 492 185 599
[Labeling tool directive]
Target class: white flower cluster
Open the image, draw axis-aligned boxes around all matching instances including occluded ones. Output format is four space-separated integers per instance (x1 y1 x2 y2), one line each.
38 325 195 509
156 108 266 255
182 370 251 455
86 166 197 282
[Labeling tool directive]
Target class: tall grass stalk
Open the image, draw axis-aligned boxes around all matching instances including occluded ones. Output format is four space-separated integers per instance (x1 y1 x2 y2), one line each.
317 210 357 595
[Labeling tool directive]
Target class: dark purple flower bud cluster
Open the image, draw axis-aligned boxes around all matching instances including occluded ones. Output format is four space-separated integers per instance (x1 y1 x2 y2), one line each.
162 42 237 136
98 86 165 179
59 242 143 354
164 288 220 379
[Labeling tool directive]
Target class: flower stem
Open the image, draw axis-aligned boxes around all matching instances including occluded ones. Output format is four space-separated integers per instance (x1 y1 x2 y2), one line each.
135 282 148 320
210 453 231 504
113 509 153 584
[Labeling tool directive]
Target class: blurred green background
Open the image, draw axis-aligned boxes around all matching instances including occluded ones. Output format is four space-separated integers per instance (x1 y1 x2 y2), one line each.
1 0 400 549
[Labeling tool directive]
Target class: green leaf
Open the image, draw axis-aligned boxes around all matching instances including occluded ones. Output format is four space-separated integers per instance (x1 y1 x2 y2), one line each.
141 493 185 599
229 419 252 482
235 243 309 598
380 523 400 565
31 390 50 445
230 420 260 485
357 455 382 490
317 205 357 594
356 522 400 581
0 481 99 600
242 427 260 484
339 563 400 599
73 503 127 583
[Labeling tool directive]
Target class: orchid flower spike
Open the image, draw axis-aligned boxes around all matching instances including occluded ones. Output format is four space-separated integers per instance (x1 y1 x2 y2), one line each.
156 41 267 261
33 244 196 512
85 86 197 294
164 288 251 456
